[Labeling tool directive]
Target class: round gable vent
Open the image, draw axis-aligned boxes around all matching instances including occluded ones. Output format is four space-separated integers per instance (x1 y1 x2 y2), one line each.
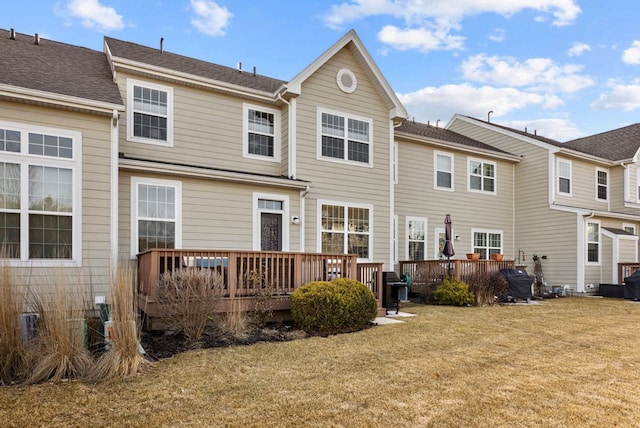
336 68 357 94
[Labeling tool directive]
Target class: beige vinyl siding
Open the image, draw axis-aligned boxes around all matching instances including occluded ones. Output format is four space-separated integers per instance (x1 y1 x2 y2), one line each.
554 156 610 210
116 73 286 177
280 106 290 177
119 171 300 258
294 46 392 266
609 166 625 212
394 137 515 260
0 100 113 296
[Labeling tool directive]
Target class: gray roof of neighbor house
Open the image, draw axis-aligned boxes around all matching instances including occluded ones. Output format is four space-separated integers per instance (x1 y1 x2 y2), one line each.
396 119 514 155
562 123 640 161
104 37 287 94
461 115 565 147
0 29 123 106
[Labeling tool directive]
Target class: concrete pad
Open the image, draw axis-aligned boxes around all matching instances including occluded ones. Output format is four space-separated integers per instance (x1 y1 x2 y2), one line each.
372 316 404 325
386 311 417 318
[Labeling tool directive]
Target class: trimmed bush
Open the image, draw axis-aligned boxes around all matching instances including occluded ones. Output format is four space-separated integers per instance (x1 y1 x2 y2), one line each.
290 279 377 333
434 277 475 306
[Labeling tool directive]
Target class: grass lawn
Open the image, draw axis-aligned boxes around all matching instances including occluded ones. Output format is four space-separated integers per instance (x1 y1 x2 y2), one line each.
2 297 640 427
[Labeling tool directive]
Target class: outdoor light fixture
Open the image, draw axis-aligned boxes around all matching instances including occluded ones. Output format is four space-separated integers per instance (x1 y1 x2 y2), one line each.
455 235 461 241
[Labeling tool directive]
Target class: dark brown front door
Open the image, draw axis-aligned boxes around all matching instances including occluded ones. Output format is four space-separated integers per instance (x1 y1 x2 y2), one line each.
260 212 282 251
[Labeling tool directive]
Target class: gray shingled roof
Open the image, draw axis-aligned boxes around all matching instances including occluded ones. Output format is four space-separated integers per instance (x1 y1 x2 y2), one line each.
462 116 564 147
396 119 514 155
0 29 123 106
563 123 640 161
104 37 286 93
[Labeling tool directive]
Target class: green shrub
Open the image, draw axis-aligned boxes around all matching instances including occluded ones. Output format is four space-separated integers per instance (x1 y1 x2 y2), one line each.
290 279 377 333
434 278 475 306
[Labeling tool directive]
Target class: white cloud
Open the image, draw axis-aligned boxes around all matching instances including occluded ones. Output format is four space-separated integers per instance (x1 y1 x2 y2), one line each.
57 0 124 32
591 80 640 111
190 0 232 37
622 41 640 64
324 0 580 51
398 83 563 126
488 28 505 42
378 25 464 52
501 118 584 140
568 42 591 57
461 54 594 93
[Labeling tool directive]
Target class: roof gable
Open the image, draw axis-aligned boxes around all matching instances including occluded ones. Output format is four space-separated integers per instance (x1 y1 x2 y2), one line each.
0 29 123 108
286 30 407 120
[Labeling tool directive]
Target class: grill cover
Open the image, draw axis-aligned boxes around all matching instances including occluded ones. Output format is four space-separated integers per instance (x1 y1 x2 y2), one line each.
499 268 533 300
623 270 640 300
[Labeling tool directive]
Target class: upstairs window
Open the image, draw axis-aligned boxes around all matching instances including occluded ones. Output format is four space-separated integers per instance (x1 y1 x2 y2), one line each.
435 152 453 190
127 79 173 146
468 159 495 193
319 109 372 165
596 168 608 201
243 104 280 161
558 159 571 195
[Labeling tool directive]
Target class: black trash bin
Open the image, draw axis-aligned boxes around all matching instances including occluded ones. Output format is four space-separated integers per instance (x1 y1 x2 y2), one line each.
382 271 407 314
499 268 534 301
623 270 640 300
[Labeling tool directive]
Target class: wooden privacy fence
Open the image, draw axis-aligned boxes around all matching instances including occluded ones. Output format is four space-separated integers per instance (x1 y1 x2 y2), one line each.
137 249 383 318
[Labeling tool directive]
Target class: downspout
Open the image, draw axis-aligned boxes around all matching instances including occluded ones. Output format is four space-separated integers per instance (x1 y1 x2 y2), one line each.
512 163 516 260
299 186 310 251
620 161 628 203
110 109 119 278
577 211 595 293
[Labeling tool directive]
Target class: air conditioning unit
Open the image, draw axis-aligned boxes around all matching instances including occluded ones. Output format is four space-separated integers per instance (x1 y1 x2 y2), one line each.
20 313 39 342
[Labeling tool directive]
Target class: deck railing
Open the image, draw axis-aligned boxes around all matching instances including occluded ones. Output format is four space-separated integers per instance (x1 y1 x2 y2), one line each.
399 259 516 285
137 249 383 318
619 263 640 283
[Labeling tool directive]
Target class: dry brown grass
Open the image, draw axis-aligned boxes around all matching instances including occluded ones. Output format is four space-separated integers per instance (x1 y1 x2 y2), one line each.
2 297 640 427
87 267 148 382
0 262 29 384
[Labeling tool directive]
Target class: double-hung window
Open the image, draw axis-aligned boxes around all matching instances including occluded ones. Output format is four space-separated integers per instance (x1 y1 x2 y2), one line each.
468 158 495 192
435 152 453 190
0 122 80 263
243 104 280 161
319 109 372 165
406 217 426 260
558 159 571 195
131 177 181 257
472 229 502 260
586 221 600 263
596 168 608 201
319 201 371 260
127 78 173 146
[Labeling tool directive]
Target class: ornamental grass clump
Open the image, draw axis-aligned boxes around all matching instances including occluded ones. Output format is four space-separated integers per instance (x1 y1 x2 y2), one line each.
468 271 508 306
433 277 475 306
88 266 148 382
290 278 377 333
0 260 30 384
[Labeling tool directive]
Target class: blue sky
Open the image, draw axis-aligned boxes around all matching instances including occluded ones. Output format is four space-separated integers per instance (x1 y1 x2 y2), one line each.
4 0 640 140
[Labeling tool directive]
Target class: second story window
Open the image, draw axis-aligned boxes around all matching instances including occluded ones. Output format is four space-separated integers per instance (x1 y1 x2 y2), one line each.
127 79 173 146
596 168 608 201
468 159 495 193
319 109 371 165
435 152 453 190
243 104 280 161
558 159 571 195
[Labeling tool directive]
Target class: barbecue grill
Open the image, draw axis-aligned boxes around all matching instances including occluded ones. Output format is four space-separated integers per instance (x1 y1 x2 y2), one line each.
382 271 408 314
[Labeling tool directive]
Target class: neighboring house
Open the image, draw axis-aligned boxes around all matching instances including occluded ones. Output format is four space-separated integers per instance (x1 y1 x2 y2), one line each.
393 119 521 263
447 115 640 292
0 30 124 295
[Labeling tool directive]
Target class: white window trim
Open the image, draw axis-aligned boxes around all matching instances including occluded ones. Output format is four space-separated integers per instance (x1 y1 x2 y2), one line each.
636 168 640 203
557 158 572 196
316 107 373 168
434 151 454 191
623 223 636 235
586 220 601 265
317 199 374 262
126 78 174 147
467 157 496 194
434 227 445 259
130 177 182 259
252 192 290 251
243 103 281 162
0 120 82 266
405 216 427 261
471 228 503 260
596 167 609 201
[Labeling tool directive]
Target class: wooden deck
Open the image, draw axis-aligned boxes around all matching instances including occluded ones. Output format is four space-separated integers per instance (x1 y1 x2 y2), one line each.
137 249 384 320
399 259 517 286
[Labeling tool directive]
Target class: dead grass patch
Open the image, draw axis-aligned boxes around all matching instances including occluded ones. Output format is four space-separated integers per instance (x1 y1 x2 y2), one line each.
2 298 640 427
